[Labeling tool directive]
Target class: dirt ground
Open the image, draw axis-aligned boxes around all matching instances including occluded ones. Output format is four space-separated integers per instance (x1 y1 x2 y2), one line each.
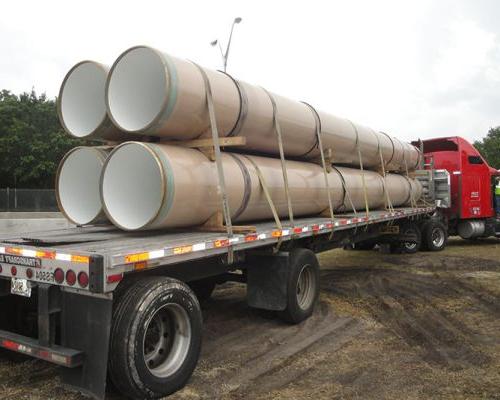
1 237 499 400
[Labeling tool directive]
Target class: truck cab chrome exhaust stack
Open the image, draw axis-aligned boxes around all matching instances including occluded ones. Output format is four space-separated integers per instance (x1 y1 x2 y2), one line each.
56 147 111 225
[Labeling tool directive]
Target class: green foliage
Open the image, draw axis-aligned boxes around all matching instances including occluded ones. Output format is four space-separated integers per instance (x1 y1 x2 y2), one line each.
474 127 500 170
0 89 85 189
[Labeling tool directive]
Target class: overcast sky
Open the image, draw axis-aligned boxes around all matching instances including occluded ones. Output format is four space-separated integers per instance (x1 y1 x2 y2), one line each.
1 0 499 143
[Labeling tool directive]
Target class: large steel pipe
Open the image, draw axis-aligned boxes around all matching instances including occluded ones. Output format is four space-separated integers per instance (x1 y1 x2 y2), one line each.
56 146 111 225
105 46 240 138
100 142 422 231
105 46 421 171
58 61 127 141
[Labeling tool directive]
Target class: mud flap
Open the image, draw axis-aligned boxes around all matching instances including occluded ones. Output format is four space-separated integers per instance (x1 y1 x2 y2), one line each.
60 292 113 400
246 252 289 311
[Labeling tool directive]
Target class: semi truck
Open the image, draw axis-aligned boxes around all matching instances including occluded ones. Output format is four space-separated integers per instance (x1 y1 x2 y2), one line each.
414 136 500 239
0 136 496 400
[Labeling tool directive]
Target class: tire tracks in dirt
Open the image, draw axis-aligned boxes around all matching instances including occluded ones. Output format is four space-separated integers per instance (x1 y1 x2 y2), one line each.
187 297 363 399
322 263 498 371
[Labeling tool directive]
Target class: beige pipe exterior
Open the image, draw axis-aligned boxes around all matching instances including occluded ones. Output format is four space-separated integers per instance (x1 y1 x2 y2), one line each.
104 46 421 171
105 46 240 139
56 146 111 225
100 142 422 231
58 61 127 141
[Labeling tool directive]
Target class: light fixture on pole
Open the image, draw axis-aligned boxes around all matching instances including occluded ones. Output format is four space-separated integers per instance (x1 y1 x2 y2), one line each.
211 17 242 72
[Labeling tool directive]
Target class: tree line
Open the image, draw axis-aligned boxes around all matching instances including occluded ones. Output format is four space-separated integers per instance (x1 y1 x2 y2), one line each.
0 89 499 189
0 90 86 188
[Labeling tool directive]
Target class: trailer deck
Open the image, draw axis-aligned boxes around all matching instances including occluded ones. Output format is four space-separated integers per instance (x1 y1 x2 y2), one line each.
0 206 435 295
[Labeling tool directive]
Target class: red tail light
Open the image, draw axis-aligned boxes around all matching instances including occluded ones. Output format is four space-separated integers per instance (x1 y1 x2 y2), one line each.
66 270 76 286
11 266 17 276
54 268 64 284
78 272 89 288
26 268 33 279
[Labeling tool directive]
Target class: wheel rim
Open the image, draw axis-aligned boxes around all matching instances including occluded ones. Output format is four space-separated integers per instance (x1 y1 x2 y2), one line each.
431 227 445 247
403 228 418 250
296 264 316 310
143 303 191 378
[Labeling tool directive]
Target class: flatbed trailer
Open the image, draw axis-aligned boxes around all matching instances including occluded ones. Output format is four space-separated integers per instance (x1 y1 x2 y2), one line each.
0 202 446 399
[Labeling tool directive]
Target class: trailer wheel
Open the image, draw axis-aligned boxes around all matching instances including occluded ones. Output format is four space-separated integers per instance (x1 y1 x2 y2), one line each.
421 221 447 251
392 223 421 254
280 249 320 324
109 277 202 400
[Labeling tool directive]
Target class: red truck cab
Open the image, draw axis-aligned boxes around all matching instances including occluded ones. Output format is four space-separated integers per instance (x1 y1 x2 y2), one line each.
413 136 500 239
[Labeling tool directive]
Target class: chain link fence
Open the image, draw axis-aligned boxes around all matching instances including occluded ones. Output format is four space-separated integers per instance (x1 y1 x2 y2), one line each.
0 189 59 212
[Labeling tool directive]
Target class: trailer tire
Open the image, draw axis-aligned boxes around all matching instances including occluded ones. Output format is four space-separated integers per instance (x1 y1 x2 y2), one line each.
109 277 202 400
280 249 320 324
392 223 422 254
421 221 448 251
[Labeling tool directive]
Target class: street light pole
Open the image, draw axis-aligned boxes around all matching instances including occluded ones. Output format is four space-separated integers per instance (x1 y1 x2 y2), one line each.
211 17 242 72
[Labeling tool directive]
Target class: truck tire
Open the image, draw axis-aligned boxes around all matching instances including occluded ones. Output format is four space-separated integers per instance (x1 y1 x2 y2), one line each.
109 277 202 399
280 248 320 324
421 221 448 251
391 223 421 254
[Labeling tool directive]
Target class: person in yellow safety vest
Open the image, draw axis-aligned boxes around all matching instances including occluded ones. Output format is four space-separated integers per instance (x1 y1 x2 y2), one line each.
495 177 500 214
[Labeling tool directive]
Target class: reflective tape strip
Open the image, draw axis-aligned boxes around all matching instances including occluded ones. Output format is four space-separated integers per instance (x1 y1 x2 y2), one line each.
22 249 36 257
125 252 149 264
71 255 90 264
6 247 22 255
173 246 192 255
56 253 71 262
149 249 165 259
214 239 229 248
245 234 258 242
192 243 206 251
0 247 83 263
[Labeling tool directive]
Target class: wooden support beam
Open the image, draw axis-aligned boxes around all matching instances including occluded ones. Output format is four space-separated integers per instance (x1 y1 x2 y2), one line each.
160 136 246 148
196 211 256 234
159 136 247 161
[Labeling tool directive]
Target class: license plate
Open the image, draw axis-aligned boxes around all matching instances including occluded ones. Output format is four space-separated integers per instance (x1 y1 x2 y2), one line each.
11 278 32 297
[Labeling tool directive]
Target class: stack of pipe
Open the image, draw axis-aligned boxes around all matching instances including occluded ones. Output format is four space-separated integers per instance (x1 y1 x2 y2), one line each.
56 46 422 230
